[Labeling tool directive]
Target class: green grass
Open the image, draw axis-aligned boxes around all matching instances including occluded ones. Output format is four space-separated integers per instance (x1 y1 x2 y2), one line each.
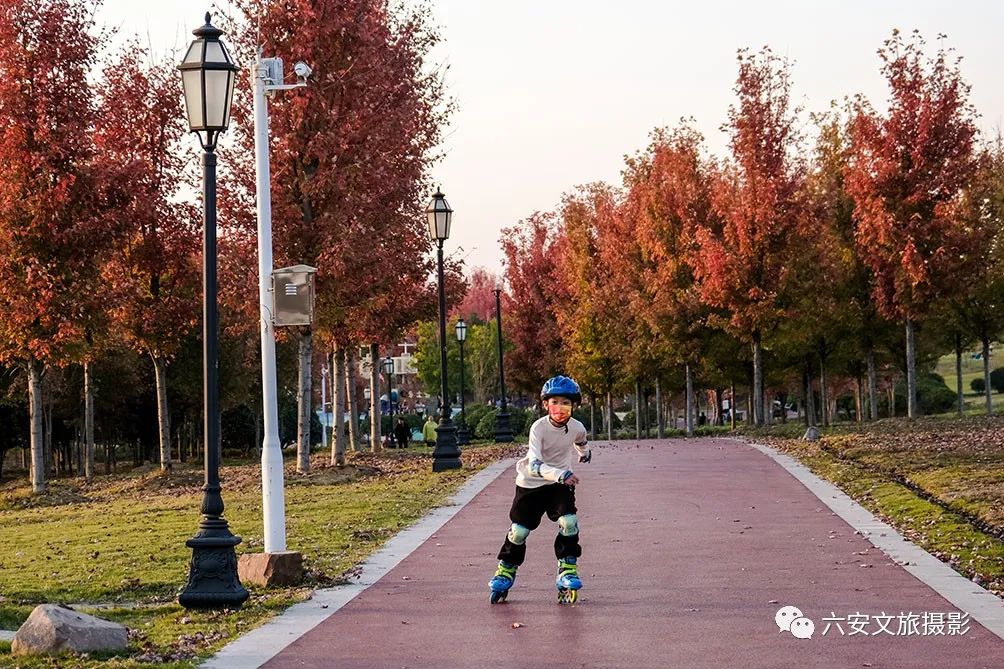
933 348 1004 413
0 444 520 667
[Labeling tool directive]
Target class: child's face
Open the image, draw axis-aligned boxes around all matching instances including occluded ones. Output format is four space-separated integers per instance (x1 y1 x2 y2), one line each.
545 397 574 423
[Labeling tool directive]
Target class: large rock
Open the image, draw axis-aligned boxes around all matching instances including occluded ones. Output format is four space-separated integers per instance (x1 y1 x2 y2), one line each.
11 604 127 656
803 426 821 441
238 551 304 587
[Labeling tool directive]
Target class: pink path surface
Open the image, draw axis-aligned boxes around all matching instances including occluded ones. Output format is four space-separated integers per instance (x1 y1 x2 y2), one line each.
265 438 1004 668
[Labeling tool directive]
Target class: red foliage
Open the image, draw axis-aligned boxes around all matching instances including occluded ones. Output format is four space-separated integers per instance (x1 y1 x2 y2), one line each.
626 123 714 365
500 215 562 393
224 0 452 347
690 47 806 339
0 0 103 364
454 267 498 323
550 184 628 396
94 44 201 362
846 30 983 321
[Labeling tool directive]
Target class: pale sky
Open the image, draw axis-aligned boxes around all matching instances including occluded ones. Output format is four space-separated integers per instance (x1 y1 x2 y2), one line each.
102 1 1004 276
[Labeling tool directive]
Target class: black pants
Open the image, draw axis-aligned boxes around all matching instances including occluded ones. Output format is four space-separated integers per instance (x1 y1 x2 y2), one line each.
497 483 581 566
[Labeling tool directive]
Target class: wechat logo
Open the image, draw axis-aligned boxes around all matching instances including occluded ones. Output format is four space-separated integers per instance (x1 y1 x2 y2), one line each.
776 605 814 640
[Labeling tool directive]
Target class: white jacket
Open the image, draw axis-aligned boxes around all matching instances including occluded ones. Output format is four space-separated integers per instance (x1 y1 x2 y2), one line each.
515 416 588 489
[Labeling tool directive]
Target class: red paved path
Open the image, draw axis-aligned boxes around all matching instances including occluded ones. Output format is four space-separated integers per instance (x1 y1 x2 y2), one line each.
265 438 1004 668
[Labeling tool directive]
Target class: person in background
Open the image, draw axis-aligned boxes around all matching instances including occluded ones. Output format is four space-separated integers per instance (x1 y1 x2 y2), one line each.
394 417 410 449
423 414 438 448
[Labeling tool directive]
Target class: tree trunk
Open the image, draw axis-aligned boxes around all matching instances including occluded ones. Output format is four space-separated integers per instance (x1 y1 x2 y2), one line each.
888 383 895 418
28 360 45 493
983 335 993 415
855 374 864 423
83 360 96 481
333 345 346 465
729 380 736 431
905 318 918 419
297 331 313 473
866 347 878 421
819 352 829 427
642 389 649 438
369 343 381 453
685 364 694 436
347 346 361 451
752 331 764 426
589 394 596 440
44 389 53 479
152 356 171 472
804 363 817 427
655 377 663 438
634 379 642 439
954 333 964 416
606 391 613 441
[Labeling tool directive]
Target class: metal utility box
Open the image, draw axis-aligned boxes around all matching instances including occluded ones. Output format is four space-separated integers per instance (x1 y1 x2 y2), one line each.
272 264 317 326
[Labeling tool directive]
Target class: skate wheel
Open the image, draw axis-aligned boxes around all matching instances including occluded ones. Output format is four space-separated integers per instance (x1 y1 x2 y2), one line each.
490 590 508 604
557 589 578 605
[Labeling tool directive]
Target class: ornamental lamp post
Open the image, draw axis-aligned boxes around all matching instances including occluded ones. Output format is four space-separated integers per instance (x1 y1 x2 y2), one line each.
383 355 396 447
493 286 514 443
455 318 470 445
426 190 461 471
177 13 248 610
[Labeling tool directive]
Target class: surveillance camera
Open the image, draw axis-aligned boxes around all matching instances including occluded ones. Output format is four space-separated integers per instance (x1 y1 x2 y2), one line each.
293 62 312 79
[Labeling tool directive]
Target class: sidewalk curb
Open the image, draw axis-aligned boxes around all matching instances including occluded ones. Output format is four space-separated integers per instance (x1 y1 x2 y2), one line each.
201 458 516 669
748 440 1004 640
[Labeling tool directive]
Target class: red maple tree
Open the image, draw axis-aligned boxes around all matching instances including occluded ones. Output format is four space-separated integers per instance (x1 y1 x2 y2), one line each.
94 44 202 472
846 30 982 418
500 214 563 395
626 122 718 432
222 0 451 463
689 47 806 426
454 267 500 324
0 0 103 492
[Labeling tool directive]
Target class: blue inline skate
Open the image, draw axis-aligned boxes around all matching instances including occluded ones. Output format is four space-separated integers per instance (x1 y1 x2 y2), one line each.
556 556 582 604
489 561 517 604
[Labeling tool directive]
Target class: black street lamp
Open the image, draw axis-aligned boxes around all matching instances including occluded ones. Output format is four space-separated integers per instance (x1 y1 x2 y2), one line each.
426 189 461 471
493 287 514 442
177 13 248 610
383 355 395 447
455 318 469 445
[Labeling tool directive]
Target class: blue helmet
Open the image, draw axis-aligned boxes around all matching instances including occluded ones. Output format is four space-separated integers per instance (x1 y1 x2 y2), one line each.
541 375 581 403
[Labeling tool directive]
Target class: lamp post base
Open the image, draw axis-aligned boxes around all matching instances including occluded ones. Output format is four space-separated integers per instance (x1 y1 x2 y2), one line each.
432 419 462 471
178 521 249 610
494 412 514 443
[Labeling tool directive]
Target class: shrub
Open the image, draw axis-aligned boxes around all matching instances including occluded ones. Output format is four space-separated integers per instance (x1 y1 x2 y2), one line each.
971 377 986 393
883 372 958 416
475 408 499 440
990 367 1004 394
507 407 533 437
463 404 493 436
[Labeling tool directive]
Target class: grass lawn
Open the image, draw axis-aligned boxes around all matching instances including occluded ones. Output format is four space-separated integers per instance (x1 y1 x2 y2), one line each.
934 348 1004 412
0 442 521 667
739 414 1004 599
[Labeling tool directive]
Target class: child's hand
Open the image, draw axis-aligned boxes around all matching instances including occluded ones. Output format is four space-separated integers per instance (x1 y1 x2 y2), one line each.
578 449 591 463
561 472 580 487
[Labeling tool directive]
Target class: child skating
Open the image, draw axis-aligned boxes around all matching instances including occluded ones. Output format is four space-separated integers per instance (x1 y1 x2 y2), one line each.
489 375 591 604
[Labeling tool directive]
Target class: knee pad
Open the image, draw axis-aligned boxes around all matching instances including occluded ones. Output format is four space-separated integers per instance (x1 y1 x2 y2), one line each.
507 523 531 545
558 514 579 537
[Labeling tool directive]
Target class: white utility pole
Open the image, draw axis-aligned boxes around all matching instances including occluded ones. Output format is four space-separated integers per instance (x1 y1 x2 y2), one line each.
253 50 310 554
